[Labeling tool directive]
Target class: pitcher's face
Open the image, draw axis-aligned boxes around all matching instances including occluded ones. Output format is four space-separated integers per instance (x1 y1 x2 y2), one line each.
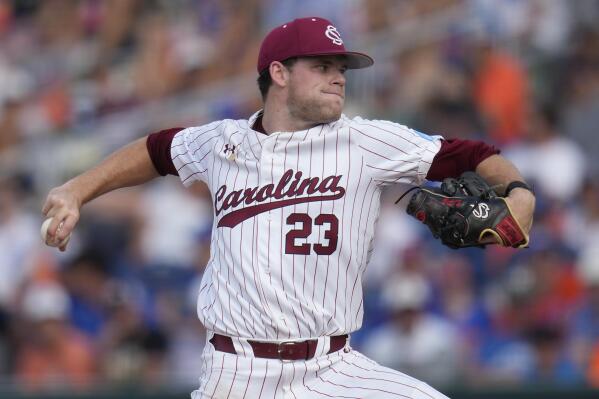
286 56 347 125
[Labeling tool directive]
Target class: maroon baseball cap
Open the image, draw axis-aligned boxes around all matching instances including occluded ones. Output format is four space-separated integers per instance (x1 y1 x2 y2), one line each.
257 17 374 74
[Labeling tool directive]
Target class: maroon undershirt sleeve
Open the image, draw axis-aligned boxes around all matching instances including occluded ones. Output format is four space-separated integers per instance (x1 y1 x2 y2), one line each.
425 138 500 181
146 127 184 176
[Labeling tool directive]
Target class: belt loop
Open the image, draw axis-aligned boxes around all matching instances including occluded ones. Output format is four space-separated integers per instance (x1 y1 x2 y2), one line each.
313 336 330 357
306 339 317 360
320 336 331 356
232 336 252 357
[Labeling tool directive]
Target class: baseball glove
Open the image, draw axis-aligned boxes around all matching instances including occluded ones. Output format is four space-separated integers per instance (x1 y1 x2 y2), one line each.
402 172 528 249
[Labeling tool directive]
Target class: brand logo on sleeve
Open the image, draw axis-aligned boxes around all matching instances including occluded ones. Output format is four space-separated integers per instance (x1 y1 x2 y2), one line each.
214 169 345 228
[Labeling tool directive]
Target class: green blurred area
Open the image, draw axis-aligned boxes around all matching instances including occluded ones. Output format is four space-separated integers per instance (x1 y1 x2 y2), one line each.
1 386 598 399
0 388 186 399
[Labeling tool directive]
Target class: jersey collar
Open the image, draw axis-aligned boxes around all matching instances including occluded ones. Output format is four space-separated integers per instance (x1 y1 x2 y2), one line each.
248 109 346 135
248 110 267 134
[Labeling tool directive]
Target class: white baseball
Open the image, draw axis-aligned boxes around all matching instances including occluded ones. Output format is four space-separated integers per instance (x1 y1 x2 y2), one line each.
40 217 71 248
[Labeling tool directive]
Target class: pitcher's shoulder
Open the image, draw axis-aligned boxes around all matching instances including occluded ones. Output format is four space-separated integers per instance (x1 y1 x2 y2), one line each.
344 116 443 142
181 119 244 140
343 115 411 131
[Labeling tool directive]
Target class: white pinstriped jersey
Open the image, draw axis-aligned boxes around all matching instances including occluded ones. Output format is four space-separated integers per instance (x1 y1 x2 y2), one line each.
172 110 442 340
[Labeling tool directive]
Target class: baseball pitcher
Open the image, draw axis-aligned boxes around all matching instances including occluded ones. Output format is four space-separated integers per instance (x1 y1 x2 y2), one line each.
43 17 535 398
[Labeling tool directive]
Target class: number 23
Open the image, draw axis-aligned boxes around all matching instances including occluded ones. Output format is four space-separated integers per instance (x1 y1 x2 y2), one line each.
285 213 338 255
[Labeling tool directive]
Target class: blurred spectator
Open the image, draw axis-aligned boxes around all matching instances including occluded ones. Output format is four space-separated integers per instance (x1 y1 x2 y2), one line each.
164 278 207 387
473 248 583 385
363 196 425 289
430 254 491 353
363 0 461 33
165 320 206 387
587 341 599 388
564 179 599 265
524 0 572 56
261 0 363 39
469 0 572 55
417 93 484 139
15 281 97 391
506 104 586 203
62 250 112 338
138 328 169 386
132 12 186 100
472 287 535 385
0 100 25 151
137 179 212 269
0 175 41 309
99 288 155 385
0 302 11 374
390 44 453 123
560 28 599 176
191 0 261 83
524 249 582 327
570 245 599 377
524 323 583 384
361 273 460 386
96 0 141 60
569 0 599 31
471 43 531 144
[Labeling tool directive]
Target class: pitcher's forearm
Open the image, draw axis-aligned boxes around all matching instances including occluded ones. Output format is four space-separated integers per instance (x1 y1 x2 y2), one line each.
65 136 160 206
475 154 535 236
475 154 526 194
42 136 161 251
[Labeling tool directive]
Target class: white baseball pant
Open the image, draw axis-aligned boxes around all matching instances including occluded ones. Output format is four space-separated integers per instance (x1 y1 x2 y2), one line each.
191 334 450 399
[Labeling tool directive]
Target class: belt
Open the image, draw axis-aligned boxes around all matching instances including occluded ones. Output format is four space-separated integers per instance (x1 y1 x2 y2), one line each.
209 334 348 361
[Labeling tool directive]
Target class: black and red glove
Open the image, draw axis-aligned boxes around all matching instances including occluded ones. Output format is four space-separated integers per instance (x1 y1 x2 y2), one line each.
404 172 529 249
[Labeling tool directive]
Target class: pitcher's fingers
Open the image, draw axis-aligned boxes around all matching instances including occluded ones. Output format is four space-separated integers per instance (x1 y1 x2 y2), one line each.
47 212 68 238
42 193 62 216
56 213 79 241
42 200 60 218
42 200 52 216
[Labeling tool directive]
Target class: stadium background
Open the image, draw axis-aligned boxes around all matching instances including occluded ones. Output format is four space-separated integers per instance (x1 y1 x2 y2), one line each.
1 0 599 397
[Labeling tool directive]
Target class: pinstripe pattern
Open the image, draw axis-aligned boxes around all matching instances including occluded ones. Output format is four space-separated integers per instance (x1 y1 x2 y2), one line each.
192 340 449 398
175 111 445 397
172 112 442 340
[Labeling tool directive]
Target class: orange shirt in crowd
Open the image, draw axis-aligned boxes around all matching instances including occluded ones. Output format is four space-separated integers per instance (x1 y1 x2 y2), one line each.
16 325 97 391
473 50 530 145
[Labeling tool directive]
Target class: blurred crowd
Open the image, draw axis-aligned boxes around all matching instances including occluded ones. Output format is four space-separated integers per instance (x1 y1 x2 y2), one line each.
2 0 599 394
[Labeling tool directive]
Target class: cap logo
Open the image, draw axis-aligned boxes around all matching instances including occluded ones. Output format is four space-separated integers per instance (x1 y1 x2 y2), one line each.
325 25 343 46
